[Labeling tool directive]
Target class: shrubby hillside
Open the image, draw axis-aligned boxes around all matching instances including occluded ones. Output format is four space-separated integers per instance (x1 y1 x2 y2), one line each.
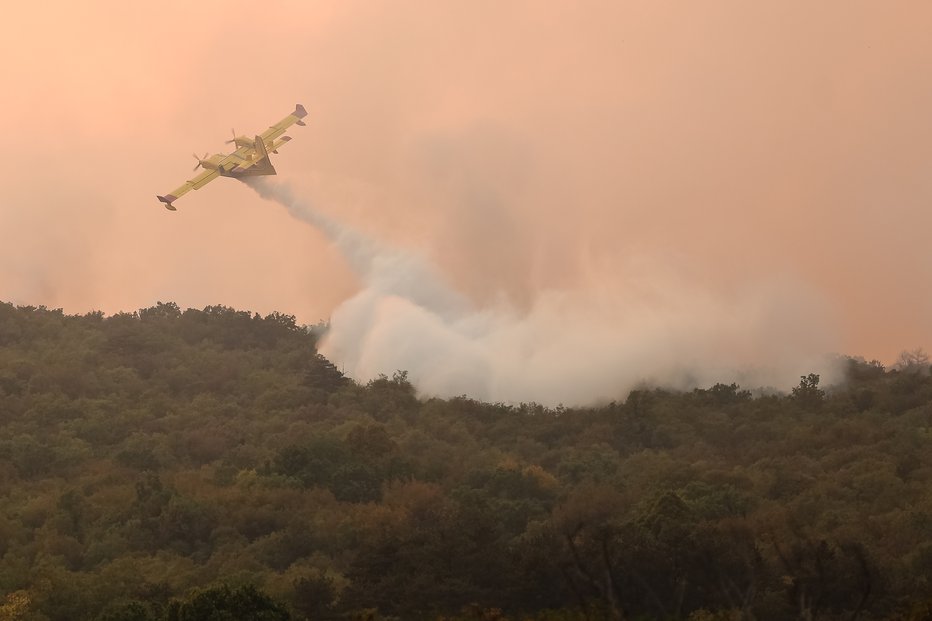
1 302 931 621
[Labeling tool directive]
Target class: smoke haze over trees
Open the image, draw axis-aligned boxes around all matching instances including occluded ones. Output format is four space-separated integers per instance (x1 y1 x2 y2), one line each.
246 177 841 405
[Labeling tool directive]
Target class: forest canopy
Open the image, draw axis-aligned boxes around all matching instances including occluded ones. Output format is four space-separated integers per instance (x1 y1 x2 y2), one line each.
1 302 931 620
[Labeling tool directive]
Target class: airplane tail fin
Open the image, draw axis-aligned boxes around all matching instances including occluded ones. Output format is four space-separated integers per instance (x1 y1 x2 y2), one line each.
295 103 307 126
243 136 276 175
255 135 270 161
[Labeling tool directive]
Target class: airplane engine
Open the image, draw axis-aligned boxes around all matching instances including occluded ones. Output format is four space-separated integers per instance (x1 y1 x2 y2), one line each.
226 129 256 149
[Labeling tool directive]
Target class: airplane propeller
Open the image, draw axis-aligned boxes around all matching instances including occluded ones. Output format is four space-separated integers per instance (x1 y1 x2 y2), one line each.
192 152 208 171
225 128 237 145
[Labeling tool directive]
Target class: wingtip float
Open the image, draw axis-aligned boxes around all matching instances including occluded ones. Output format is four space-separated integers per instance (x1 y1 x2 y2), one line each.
156 103 307 211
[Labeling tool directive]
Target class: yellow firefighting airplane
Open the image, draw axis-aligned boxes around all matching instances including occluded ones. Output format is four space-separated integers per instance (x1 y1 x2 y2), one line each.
156 103 307 211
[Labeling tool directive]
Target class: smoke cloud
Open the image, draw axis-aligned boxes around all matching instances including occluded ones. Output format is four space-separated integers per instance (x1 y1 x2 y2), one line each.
245 177 840 406
2 4 930 364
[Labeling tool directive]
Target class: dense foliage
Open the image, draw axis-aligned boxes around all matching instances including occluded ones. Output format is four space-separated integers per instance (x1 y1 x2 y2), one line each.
1 302 931 620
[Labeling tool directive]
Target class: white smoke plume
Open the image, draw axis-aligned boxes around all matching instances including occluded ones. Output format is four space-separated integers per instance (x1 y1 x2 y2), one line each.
245 177 840 406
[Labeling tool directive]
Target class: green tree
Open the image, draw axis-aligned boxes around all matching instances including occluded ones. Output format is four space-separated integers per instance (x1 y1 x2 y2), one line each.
95 600 157 621
292 574 337 620
791 373 824 410
166 584 290 621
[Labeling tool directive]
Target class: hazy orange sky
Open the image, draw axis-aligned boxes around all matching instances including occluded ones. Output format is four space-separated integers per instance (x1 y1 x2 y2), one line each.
1 1 930 364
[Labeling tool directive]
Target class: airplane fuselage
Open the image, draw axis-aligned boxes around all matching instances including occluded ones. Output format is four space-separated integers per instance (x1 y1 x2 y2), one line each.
198 152 257 170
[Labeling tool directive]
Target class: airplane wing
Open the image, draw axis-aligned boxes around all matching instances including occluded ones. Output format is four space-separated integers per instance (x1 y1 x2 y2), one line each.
157 168 220 210
258 104 307 144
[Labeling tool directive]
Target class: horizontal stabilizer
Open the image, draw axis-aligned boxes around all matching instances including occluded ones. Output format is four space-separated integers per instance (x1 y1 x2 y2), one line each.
157 195 177 211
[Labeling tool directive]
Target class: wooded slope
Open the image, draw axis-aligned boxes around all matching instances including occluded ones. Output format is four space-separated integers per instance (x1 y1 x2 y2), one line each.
1 302 931 621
